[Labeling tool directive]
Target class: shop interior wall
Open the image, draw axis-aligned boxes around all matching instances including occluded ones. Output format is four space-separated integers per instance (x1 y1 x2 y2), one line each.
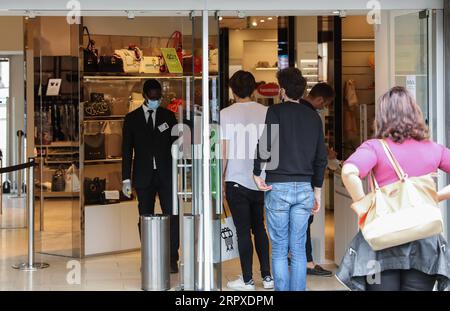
228 29 277 98
0 17 24 182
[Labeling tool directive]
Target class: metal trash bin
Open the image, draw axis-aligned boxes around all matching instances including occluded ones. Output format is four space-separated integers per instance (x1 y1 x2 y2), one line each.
141 215 170 291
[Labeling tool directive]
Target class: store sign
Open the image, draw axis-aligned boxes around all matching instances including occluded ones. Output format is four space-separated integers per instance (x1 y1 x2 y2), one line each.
161 48 183 74
405 75 416 100
257 83 280 97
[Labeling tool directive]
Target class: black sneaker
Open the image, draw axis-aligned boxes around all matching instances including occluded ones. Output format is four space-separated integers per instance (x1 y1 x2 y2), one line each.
307 265 333 277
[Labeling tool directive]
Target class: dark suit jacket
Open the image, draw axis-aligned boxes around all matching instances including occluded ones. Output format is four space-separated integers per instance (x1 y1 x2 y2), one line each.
122 105 177 189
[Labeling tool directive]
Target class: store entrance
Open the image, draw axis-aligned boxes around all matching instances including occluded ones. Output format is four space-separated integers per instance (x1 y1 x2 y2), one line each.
218 14 376 267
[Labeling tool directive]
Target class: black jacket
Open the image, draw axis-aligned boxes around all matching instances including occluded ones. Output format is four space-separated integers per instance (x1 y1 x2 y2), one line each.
253 100 328 187
122 106 177 189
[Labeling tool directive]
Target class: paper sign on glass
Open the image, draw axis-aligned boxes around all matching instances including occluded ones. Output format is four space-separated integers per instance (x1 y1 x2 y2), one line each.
161 48 183 74
46 78 62 96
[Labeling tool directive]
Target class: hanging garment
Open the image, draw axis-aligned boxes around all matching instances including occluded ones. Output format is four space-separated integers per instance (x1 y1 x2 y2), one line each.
345 80 359 108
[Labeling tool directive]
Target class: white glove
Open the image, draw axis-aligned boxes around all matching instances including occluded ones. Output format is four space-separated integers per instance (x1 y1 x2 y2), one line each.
122 180 132 198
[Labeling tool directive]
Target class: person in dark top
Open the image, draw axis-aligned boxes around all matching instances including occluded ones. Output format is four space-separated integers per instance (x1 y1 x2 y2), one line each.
253 68 328 291
122 79 179 273
303 82 336 277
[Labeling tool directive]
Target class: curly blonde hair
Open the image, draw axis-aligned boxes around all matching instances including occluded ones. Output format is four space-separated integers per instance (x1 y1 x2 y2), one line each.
374 86 429 143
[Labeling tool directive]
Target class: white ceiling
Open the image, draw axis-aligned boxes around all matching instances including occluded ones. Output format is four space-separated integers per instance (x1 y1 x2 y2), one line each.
0 0 444 15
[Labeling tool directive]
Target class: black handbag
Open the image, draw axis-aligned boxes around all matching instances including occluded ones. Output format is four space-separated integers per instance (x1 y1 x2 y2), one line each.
84 177 106 205
98 55 124 73
84 133 106 160
2 180 11 194
83 27 99 72
51 167 66 192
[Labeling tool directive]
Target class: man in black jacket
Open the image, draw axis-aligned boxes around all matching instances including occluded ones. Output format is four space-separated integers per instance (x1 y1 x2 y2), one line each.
122 79 179 273
253 68 328 291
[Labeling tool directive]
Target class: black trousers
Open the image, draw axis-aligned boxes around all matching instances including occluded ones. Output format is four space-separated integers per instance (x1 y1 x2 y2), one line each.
306 215 314 263
136 169 179 263
226 182 271 283
366 269 437 291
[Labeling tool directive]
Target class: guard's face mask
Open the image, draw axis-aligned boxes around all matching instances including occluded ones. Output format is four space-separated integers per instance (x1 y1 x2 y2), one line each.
146 99 161 110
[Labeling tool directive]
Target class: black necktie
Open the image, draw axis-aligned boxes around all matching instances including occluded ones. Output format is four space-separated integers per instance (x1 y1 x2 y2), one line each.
147 110 154 132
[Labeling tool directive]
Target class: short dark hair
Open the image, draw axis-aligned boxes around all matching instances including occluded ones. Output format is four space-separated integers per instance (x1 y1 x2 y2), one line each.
309 82 335 100
143 79 162 99
276 67 306 100
229 70 256 99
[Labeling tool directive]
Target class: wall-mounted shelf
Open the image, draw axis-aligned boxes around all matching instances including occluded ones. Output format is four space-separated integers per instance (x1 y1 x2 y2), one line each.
84 116 125 121
83 74 218 80
255 67 278 71
35 191 80 198
84 158 122 164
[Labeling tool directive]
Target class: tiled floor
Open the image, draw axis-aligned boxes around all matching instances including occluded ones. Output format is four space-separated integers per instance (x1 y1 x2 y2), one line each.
0 194 347 291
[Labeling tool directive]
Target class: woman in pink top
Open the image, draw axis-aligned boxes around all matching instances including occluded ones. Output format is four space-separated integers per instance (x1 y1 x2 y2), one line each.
336 86 450 291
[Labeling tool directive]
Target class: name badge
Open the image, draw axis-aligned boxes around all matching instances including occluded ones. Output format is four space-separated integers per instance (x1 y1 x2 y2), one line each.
158 122 169 132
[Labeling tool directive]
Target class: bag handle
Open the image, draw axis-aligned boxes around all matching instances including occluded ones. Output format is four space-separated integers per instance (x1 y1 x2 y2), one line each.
369 171 379 191
166 31 182 49
83 26 94 51
379 139 407 181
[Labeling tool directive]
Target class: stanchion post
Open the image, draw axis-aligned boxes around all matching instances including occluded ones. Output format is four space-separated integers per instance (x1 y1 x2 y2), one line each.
12 157 49 271
16 130 24 197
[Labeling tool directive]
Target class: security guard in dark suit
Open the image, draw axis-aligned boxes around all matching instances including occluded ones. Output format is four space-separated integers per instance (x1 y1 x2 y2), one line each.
121 79 179 273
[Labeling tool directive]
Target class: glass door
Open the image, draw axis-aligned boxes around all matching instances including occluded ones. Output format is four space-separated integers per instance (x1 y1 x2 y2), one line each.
390 10 429 123
174 11 222 291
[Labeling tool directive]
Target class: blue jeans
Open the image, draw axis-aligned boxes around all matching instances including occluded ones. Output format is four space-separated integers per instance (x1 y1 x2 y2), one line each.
264 182 314 291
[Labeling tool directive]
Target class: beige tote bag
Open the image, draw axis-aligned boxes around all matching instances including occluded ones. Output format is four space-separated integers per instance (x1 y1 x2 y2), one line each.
351 139 443 251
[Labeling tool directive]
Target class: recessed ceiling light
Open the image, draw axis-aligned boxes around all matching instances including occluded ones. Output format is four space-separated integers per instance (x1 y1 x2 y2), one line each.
252 21 257 27
219 16 223 21
260 19 265 23
332 10 340 15
268 17 273 20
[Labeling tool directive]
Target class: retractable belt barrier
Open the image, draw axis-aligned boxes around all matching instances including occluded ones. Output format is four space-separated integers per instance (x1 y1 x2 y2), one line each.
0 157 50 271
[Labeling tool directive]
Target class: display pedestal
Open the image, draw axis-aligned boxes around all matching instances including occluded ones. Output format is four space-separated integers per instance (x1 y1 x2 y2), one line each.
85 201 140 256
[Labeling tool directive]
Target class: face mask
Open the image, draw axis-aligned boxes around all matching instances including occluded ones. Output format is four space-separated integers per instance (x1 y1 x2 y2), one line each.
146 99 160 110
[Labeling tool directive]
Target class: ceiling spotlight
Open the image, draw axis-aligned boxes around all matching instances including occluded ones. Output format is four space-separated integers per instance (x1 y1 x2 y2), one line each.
332 10 340 15
252 21 258 27
237 11 246 18
219 16 223 21
126 10 135 19
339 10 347 18
268 17 273 20
260 19 265 23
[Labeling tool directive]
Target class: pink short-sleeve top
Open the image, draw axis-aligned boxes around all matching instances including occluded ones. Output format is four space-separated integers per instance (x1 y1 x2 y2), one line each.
345 138 450 187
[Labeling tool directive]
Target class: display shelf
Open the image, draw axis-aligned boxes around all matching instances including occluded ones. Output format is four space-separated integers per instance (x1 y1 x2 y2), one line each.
45 160 78 164
84 158 122 164
84 115 125 121
35 191 79 198
36 142 79 148
84 200 138 208
83 73 217 80
255 67 278 71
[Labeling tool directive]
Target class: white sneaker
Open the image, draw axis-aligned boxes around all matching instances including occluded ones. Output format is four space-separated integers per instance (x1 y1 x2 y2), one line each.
262 276 274 289
227 276 255 291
